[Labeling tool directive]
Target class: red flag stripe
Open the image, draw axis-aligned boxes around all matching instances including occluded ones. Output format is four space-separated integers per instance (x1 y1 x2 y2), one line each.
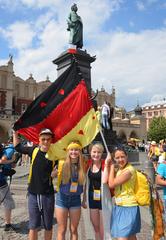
18 80 92 144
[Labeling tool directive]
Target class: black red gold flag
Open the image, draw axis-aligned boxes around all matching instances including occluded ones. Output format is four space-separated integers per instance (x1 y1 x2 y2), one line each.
14 62 100 160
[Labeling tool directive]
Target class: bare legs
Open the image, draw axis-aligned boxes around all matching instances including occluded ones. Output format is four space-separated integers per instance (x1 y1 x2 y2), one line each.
90 209 104 240
69 208 81 240
56 207 81 240
29 229 52 240
4 208 12 224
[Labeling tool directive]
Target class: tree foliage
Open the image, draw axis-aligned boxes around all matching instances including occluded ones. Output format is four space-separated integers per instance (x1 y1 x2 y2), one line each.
147 116 166 143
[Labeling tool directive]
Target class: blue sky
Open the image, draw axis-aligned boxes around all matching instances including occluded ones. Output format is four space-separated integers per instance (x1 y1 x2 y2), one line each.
0 0 166 110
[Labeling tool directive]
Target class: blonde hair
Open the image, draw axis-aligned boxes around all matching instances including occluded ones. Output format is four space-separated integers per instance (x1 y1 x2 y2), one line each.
62 141 85 184
89 143 104 153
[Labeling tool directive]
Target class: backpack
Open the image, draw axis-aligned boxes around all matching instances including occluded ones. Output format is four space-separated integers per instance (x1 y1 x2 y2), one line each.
134 170 151 206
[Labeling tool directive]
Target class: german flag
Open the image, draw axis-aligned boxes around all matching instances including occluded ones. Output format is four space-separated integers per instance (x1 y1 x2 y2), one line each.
14 62 100 160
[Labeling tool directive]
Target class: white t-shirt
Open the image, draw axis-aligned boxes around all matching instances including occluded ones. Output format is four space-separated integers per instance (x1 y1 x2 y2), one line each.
101 103 110 116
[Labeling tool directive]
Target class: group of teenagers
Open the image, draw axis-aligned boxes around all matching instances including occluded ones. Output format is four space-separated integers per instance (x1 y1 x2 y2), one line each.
11 128 141 240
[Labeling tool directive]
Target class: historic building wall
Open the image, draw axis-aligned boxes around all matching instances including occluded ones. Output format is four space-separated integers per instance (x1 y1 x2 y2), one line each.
142 100 166 130
0 58 51 116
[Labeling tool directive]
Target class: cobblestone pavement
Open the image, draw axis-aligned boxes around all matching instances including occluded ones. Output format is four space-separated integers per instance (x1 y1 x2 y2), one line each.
0 165 160 239
0 175 89 240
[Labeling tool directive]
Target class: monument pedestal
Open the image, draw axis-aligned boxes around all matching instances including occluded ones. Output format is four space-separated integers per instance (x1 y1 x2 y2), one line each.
53 48 96 94
95 129 119 152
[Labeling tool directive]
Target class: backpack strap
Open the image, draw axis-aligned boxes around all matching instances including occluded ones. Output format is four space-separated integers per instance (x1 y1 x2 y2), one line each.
28 147 39 184
56 160 65 192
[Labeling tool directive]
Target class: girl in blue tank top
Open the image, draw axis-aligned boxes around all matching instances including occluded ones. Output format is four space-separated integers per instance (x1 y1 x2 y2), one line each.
55 140 86 240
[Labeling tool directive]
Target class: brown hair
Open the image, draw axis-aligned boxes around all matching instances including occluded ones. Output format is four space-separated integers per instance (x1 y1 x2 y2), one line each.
112 147 128 158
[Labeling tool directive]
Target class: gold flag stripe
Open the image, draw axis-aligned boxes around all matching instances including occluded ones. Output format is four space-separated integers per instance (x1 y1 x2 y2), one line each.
46 108 100 160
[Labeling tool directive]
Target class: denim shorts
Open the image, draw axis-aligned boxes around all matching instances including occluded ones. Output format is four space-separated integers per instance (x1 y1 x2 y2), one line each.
28 193 54 230
55 191 81 209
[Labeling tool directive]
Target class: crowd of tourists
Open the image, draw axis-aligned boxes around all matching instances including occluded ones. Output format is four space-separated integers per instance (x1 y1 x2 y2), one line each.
1 128 166 240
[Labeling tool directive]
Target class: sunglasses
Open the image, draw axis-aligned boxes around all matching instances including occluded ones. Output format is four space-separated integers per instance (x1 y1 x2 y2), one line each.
40 137 52 142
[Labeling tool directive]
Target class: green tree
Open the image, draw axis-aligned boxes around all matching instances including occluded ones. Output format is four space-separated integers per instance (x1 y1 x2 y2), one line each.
147 116 166 143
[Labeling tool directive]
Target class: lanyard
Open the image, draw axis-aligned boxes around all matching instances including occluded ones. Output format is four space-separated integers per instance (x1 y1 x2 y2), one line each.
71 163 78 181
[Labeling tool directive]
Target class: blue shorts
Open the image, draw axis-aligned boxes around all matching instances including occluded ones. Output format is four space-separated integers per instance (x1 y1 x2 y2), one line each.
111 205 141 238
28 193 54 230
55 191 81 209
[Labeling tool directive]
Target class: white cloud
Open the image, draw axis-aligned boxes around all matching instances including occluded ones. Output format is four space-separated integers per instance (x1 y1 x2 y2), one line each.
127 88 144 95
90 28 166 108
0 0 21 10
150 94 164 102
35 11 55 31
0 22 35 50
12 19 67 80
136 1 146 11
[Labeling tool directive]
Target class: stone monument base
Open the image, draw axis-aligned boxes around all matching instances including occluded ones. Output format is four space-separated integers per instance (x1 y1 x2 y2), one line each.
94 128 120 152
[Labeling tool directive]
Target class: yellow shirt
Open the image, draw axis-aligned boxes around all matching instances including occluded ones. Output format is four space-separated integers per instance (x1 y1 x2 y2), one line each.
115 164 138 207
149 146 160 158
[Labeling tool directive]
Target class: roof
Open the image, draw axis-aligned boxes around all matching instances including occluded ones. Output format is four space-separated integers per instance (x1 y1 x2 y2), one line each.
142 100 166 108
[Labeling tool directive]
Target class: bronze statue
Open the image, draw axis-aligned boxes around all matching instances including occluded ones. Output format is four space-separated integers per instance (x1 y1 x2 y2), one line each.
67 3 83 49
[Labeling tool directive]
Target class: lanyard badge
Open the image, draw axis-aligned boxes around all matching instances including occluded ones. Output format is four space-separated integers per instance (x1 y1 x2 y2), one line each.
93 189 101 201
70 182 78 193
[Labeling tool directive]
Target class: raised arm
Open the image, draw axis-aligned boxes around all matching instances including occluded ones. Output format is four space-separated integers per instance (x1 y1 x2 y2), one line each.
102 152 112 183
13 130 20 147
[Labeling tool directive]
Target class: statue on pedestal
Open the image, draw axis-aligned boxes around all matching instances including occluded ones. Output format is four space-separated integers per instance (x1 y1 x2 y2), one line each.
67 3 83 49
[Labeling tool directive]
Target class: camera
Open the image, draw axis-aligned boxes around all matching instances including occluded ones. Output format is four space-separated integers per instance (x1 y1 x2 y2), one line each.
0 164 16 177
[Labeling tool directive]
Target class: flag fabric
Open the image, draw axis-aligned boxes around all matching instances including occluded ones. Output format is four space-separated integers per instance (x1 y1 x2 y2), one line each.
14 61 100 160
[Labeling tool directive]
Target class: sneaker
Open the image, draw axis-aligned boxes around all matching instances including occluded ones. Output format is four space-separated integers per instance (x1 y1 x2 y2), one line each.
4 224 17 232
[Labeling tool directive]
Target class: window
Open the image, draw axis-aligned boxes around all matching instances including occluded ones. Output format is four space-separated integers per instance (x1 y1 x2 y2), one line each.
15 84 20 96
154 111 158 116
25 86 29 98
160 110 164 116
148 112 152 117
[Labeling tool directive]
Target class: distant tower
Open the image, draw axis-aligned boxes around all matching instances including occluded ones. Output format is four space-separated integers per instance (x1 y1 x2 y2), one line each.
134 104 142 116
